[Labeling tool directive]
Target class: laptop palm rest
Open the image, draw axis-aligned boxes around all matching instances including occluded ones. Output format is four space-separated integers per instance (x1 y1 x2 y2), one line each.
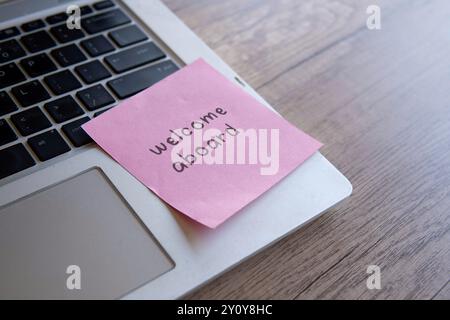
0 169 174 299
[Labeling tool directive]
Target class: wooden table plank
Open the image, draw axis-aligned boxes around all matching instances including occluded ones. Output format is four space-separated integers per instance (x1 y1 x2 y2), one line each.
433 281 450 300
163 0 450 299
168 0 406 89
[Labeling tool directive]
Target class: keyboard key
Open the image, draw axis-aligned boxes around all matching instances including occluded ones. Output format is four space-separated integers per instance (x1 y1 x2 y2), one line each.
21 30 56 53
0 63 26 89
80 5 93 16
51 44 87 67
94 0 114 11
50 24 85 44
0 144 35 179
44 96 84 123
62 117 92 147
11 107 51 136
21 19 46 32
77 84 114 111
45 96 83 123
28 129 70 161
94 108 111 117
12 80 50 107
20 53 57 78
44 70 82 95
108 60 178 99
81 35 114 57
0 27 20 40
109 25 147 48
105 42 165 73
0 91 18 116
0 39 26 64
82 9 130 34
75 60 111 84
0 119 17 146
46 12 68 25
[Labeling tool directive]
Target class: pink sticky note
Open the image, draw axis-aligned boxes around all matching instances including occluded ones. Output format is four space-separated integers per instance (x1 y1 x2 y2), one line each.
83 59 322 228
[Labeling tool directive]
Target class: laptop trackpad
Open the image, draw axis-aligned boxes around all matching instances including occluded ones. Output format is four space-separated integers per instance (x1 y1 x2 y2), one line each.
0 169 174 299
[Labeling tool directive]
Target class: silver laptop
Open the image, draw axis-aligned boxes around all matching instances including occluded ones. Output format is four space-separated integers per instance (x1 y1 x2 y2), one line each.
0 0 352 299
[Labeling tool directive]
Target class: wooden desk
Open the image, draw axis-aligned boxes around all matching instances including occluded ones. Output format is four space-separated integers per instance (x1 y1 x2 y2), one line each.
163 0 450 299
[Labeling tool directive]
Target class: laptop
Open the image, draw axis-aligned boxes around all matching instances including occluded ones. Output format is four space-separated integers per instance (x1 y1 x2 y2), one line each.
0 0 352 299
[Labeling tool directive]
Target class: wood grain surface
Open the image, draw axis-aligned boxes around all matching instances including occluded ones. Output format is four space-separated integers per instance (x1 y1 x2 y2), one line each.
163 0 450 299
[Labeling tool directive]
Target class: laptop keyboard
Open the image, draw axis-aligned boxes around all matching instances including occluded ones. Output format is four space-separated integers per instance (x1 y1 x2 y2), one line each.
0 0 179 180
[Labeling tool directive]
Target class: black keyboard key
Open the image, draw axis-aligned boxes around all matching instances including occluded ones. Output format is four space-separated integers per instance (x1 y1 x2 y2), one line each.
94 108 111 117
51 44 87 67
21 30 56 53
94 0 114 11
50 24 85 44
0 63 26 89
46 12 68 25
0 144 35 179
0 91 18 116
77 84 114 111
0 39 26 64
20 53 57 78
75 60 111 84
109 25 147 48
105 42 165 73
81 35 114 57
11 107 51 136
62 117 92 147
82 9 130 34
12 80 50 107
44 70 82 95
28 129 70 161
0 27 20 41
108 60 178 99
44 96 84 123
0 119 17 146
80 6 93 16
21 20 46 32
